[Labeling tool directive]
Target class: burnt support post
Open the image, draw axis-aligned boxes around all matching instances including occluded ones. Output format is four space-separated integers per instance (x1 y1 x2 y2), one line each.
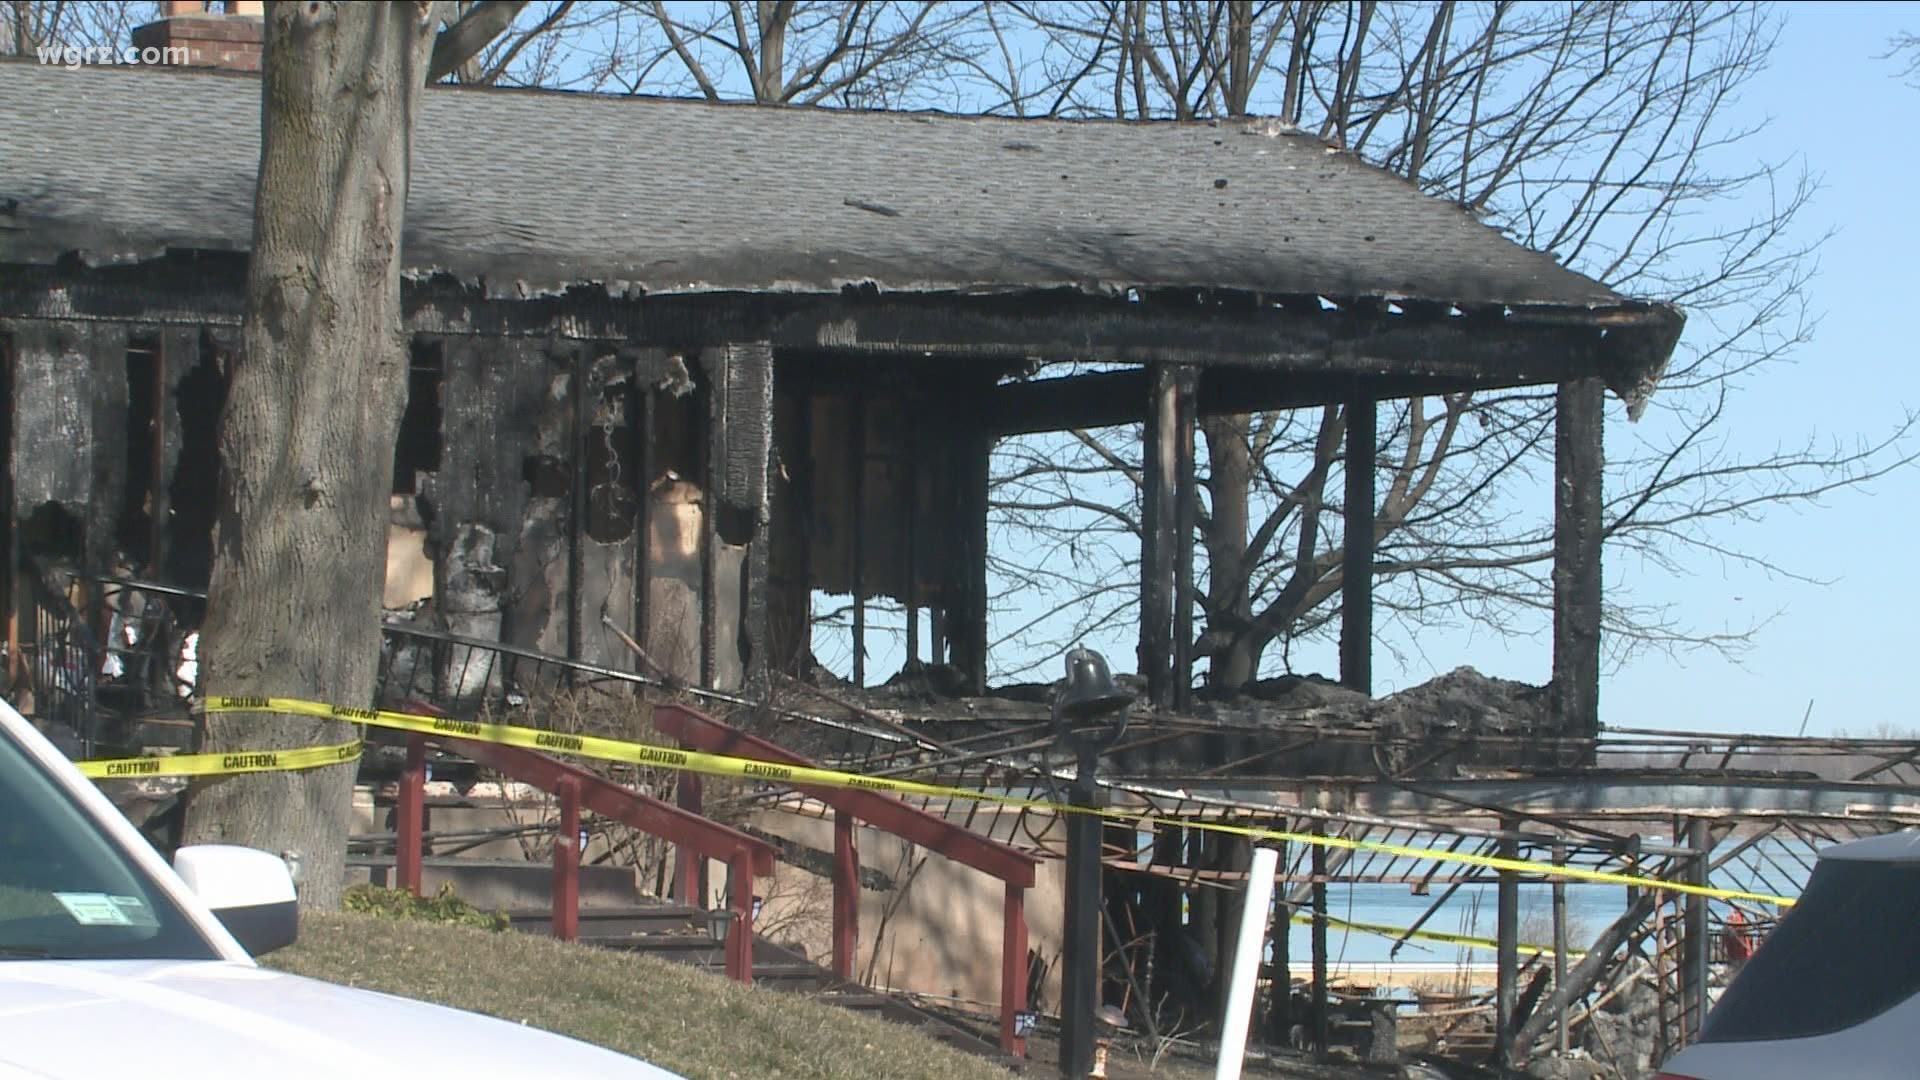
948 406 992 695
905 419 920 665
1341 398 1376 694
1265 838 1292 1043
850 384 867 686
1495 822 1521 1063
1553 378 1605 738
1141 363 1197 708
1172 370 1198 711
699 343 775 692
567 347 590 663
1311 837 1329 1062
1683 816 1712 1043
632 386 654 667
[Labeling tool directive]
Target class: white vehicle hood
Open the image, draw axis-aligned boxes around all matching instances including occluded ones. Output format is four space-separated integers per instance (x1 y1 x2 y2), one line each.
0 959 683 1080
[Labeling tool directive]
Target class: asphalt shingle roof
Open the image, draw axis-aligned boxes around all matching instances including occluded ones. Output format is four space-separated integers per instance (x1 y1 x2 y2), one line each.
1 60 1628 309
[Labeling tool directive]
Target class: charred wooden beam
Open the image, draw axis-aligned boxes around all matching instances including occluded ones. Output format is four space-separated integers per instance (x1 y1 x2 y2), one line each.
1340 398 1376 694
1553 377 1604 740
850 382 867 687
993 366 1495 436
633 386 655 665
1172 371 1198 712
567 347 590 663
696 342 774 692
4 263 1677 403
947 402 992 696
1140 363 1196 708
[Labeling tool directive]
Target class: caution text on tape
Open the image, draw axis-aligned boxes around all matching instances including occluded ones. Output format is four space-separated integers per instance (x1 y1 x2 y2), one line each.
202 695 1798 908
79 739 363 780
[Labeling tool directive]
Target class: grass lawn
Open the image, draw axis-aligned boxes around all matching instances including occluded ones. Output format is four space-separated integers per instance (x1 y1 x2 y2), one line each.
266 911 1016 1080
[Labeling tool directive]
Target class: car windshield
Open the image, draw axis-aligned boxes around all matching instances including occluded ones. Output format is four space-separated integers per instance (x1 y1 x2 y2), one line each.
0 725 218 961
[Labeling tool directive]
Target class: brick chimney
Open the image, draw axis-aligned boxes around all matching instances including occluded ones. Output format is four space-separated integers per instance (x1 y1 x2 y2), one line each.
131 2 264 73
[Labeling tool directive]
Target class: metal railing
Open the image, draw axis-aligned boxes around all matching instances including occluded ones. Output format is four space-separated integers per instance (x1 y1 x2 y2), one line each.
17 559 100 754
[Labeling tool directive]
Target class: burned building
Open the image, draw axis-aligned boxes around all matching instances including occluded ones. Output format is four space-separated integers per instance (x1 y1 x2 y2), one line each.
0 51 1678 748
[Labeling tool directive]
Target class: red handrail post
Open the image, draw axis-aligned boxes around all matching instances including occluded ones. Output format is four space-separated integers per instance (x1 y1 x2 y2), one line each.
1001 882 1028 1056
674 765 704 905
727 851 755 985
396 734 426 897
832 809 858 980
553 776 581 943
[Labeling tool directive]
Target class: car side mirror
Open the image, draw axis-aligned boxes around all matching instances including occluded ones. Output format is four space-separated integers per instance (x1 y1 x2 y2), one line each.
172 845 299 957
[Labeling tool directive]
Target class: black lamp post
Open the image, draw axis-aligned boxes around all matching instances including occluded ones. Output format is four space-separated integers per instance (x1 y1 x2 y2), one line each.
1053 646 1133 1078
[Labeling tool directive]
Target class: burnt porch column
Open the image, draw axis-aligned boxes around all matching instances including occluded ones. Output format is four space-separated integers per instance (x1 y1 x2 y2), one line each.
1140 363 1197 709
946 396 992 696
1340 398 1376 694
1552 378 1605 738
698 342 774 693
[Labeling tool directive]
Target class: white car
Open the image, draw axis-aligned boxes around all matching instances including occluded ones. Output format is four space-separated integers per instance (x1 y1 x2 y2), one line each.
0 699 684 1079
1658 830 1920 1080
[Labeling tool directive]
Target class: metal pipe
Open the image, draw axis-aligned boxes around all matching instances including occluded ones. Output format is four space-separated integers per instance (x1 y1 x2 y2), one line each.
1496 823 1520 1063
1311 838 1328 1062
1214 845 1279 1080
1554 839 1569 1055
1061 746 1103 1078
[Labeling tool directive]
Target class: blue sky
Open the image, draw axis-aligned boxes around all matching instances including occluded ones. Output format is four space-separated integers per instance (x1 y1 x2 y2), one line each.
1372 2 1920 737
764 3 1920 735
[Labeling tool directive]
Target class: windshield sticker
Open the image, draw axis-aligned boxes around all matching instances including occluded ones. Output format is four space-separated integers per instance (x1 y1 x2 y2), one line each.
53 892 134 927
107 895 160 927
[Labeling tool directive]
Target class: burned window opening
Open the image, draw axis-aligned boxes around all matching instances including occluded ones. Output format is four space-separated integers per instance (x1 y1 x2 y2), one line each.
392 339 444 496
162 335 225 592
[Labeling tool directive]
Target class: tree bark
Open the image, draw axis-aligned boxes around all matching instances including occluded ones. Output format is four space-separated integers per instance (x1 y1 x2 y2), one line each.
182 2 443 908
1200 413 1255 690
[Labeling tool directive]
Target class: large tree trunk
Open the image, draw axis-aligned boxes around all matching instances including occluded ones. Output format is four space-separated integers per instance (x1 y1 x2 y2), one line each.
182 2 441 909
1200 413 1258 690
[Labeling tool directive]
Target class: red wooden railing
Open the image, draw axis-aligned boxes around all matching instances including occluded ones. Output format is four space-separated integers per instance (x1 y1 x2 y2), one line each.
652 702 1040 1056
392 729 777 983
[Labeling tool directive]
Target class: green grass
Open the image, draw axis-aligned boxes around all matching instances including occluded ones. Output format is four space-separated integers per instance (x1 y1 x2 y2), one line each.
266 911 1016 1080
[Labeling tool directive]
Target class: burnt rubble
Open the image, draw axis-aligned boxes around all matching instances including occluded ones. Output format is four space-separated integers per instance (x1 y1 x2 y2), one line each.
814 663 1575 780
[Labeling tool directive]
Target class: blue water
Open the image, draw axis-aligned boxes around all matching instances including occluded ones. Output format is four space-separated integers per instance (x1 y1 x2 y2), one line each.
1277 882 1630 966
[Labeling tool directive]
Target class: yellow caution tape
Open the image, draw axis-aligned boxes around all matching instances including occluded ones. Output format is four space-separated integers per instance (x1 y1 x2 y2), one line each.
1288 910 1587 959
79 739 363 780
202 696 1797 908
